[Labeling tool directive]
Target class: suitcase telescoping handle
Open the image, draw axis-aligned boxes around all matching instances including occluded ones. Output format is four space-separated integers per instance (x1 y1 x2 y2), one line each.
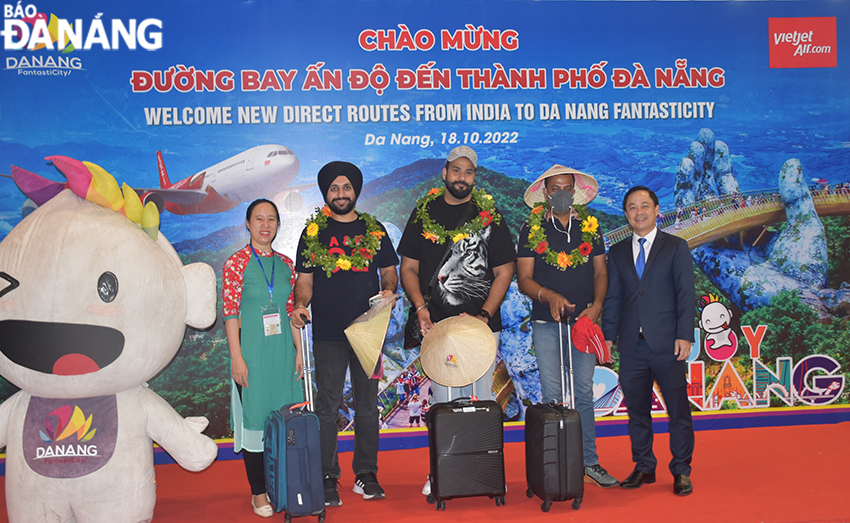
299 314 315 412
558 319 576 407
445 377 479 403
290 401 311 411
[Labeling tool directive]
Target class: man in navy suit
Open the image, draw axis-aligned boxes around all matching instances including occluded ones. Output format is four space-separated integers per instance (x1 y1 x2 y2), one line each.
601 186 696 496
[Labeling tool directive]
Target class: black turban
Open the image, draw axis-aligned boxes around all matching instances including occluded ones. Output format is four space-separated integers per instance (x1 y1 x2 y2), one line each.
317 161 363 200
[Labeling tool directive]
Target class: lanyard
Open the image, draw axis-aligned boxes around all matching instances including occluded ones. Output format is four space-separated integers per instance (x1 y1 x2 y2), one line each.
249 245 275 302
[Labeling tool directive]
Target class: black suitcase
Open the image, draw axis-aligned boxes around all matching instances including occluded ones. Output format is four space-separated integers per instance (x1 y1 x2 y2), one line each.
426 390 506 510
524 319 584 511
264 325 326 523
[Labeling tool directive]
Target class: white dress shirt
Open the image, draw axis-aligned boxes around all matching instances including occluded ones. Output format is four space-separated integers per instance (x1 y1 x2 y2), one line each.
632 227 659 266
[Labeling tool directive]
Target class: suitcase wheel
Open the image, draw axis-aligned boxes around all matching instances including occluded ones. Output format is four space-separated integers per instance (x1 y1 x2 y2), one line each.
426 493 435 505
541 500 552 512
525 488 534 499
571 497 582 511
494 495 505 506
433 499 445 511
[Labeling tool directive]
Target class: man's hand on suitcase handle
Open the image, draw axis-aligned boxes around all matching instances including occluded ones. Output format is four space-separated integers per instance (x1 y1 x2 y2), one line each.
291 306 311 328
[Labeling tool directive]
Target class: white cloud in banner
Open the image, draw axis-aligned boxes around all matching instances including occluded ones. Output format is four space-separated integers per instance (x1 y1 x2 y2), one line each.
0 208 24 236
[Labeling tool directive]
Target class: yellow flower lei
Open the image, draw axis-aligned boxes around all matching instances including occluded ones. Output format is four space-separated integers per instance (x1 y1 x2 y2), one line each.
414 187 501 244
524 203 601 270
301 206 385 277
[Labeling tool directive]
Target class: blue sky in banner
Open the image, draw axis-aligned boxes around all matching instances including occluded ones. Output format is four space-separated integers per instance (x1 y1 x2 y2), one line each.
1 0 848 241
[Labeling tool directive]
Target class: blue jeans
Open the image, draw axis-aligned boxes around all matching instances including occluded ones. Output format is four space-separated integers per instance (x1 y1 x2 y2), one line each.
313 339 379 479
430 332 499 403
532 321 599 467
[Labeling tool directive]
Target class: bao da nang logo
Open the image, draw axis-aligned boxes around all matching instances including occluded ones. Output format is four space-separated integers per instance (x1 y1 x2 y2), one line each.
2 3 163 76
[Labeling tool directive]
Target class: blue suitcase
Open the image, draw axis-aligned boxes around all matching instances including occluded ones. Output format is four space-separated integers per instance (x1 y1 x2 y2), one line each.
264 326 325 522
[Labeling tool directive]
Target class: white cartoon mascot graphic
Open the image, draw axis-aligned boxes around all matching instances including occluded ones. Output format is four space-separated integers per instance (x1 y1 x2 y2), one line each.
0 157 218 522
698 293 738 362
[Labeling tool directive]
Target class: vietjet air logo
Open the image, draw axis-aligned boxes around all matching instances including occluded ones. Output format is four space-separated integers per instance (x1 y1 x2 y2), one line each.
768 17 836 69
24 395 118 478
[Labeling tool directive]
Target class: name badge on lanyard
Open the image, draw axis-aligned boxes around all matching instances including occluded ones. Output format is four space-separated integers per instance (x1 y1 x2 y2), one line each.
262 303 282 336
250 245 282 337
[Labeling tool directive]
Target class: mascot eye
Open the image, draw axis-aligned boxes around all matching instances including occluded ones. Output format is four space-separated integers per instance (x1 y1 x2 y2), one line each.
0 272 20 299
97 272 119 303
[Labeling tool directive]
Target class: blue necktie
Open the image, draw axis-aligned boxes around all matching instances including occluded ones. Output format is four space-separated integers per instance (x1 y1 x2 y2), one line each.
636 238 646 279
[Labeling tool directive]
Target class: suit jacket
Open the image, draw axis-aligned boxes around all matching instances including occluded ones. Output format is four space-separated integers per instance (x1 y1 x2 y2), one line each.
601 229 695 355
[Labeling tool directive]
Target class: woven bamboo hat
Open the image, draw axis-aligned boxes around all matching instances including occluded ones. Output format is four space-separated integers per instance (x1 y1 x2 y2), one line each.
344 295 396 378
523 165 599 208
419 315 497 387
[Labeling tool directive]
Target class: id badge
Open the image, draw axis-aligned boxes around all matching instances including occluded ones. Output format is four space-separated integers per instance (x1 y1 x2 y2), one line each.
262 303 282 336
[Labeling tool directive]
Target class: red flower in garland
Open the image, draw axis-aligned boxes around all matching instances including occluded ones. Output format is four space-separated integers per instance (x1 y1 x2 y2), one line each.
578 242 592 256
535 241 548 254
479 210 493 226
359 247 373 260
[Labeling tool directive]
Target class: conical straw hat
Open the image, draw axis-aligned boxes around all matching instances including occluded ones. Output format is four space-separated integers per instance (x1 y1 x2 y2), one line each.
523 164 599 208
344 295 396 377
420 315 497 388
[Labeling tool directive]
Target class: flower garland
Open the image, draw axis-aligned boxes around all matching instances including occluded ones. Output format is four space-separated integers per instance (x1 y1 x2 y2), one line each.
525 203 601 270
301 206 386 277
414 186 502 244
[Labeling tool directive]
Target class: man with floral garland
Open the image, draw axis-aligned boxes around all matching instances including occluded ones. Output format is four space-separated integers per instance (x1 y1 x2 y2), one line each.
515 165 620 489
398 145 516 404
292 161 398 506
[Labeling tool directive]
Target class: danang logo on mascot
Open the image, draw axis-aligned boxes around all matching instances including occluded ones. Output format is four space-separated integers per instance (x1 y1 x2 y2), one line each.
30 401 112 469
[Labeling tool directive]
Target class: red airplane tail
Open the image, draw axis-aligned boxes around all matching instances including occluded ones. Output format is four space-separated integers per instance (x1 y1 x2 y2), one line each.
156 151 172 188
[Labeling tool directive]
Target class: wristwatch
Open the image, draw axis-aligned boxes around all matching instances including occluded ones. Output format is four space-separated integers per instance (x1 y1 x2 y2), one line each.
478 309 491 321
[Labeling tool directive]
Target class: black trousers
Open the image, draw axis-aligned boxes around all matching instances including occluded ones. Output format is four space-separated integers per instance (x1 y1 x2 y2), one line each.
313 339 380 479
236 383 266 495
618 337 694 476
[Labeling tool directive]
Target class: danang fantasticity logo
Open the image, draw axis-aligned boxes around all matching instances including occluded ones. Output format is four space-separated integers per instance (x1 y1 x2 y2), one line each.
35 404 98 460
2 3 163 76
769 17 837 69
24 395 117 478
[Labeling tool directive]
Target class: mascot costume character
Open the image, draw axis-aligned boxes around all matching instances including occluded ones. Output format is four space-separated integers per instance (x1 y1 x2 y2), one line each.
0 156 219 522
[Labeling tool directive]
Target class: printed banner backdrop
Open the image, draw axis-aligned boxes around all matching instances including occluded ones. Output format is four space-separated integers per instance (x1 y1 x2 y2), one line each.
0 0 848 440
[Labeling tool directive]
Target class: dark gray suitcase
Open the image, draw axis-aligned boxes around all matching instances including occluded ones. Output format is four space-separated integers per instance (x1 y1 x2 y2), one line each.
524 320 584 511
426 394 506 510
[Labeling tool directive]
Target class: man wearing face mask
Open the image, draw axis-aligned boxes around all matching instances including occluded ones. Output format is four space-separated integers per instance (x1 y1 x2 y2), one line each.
516 165 619 488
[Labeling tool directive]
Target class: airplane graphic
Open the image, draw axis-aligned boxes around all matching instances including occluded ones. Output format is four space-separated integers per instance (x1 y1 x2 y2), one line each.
4 144 312 216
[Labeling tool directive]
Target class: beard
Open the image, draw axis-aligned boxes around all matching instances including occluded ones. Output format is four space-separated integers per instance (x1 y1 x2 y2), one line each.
444 178 473 200
327 195 357 215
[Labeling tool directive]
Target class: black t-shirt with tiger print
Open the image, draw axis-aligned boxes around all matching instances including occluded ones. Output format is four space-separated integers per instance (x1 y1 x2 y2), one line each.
398 196 516 332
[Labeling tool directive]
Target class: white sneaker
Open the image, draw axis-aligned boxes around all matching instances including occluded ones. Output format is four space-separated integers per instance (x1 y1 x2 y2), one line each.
421 476 504 495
